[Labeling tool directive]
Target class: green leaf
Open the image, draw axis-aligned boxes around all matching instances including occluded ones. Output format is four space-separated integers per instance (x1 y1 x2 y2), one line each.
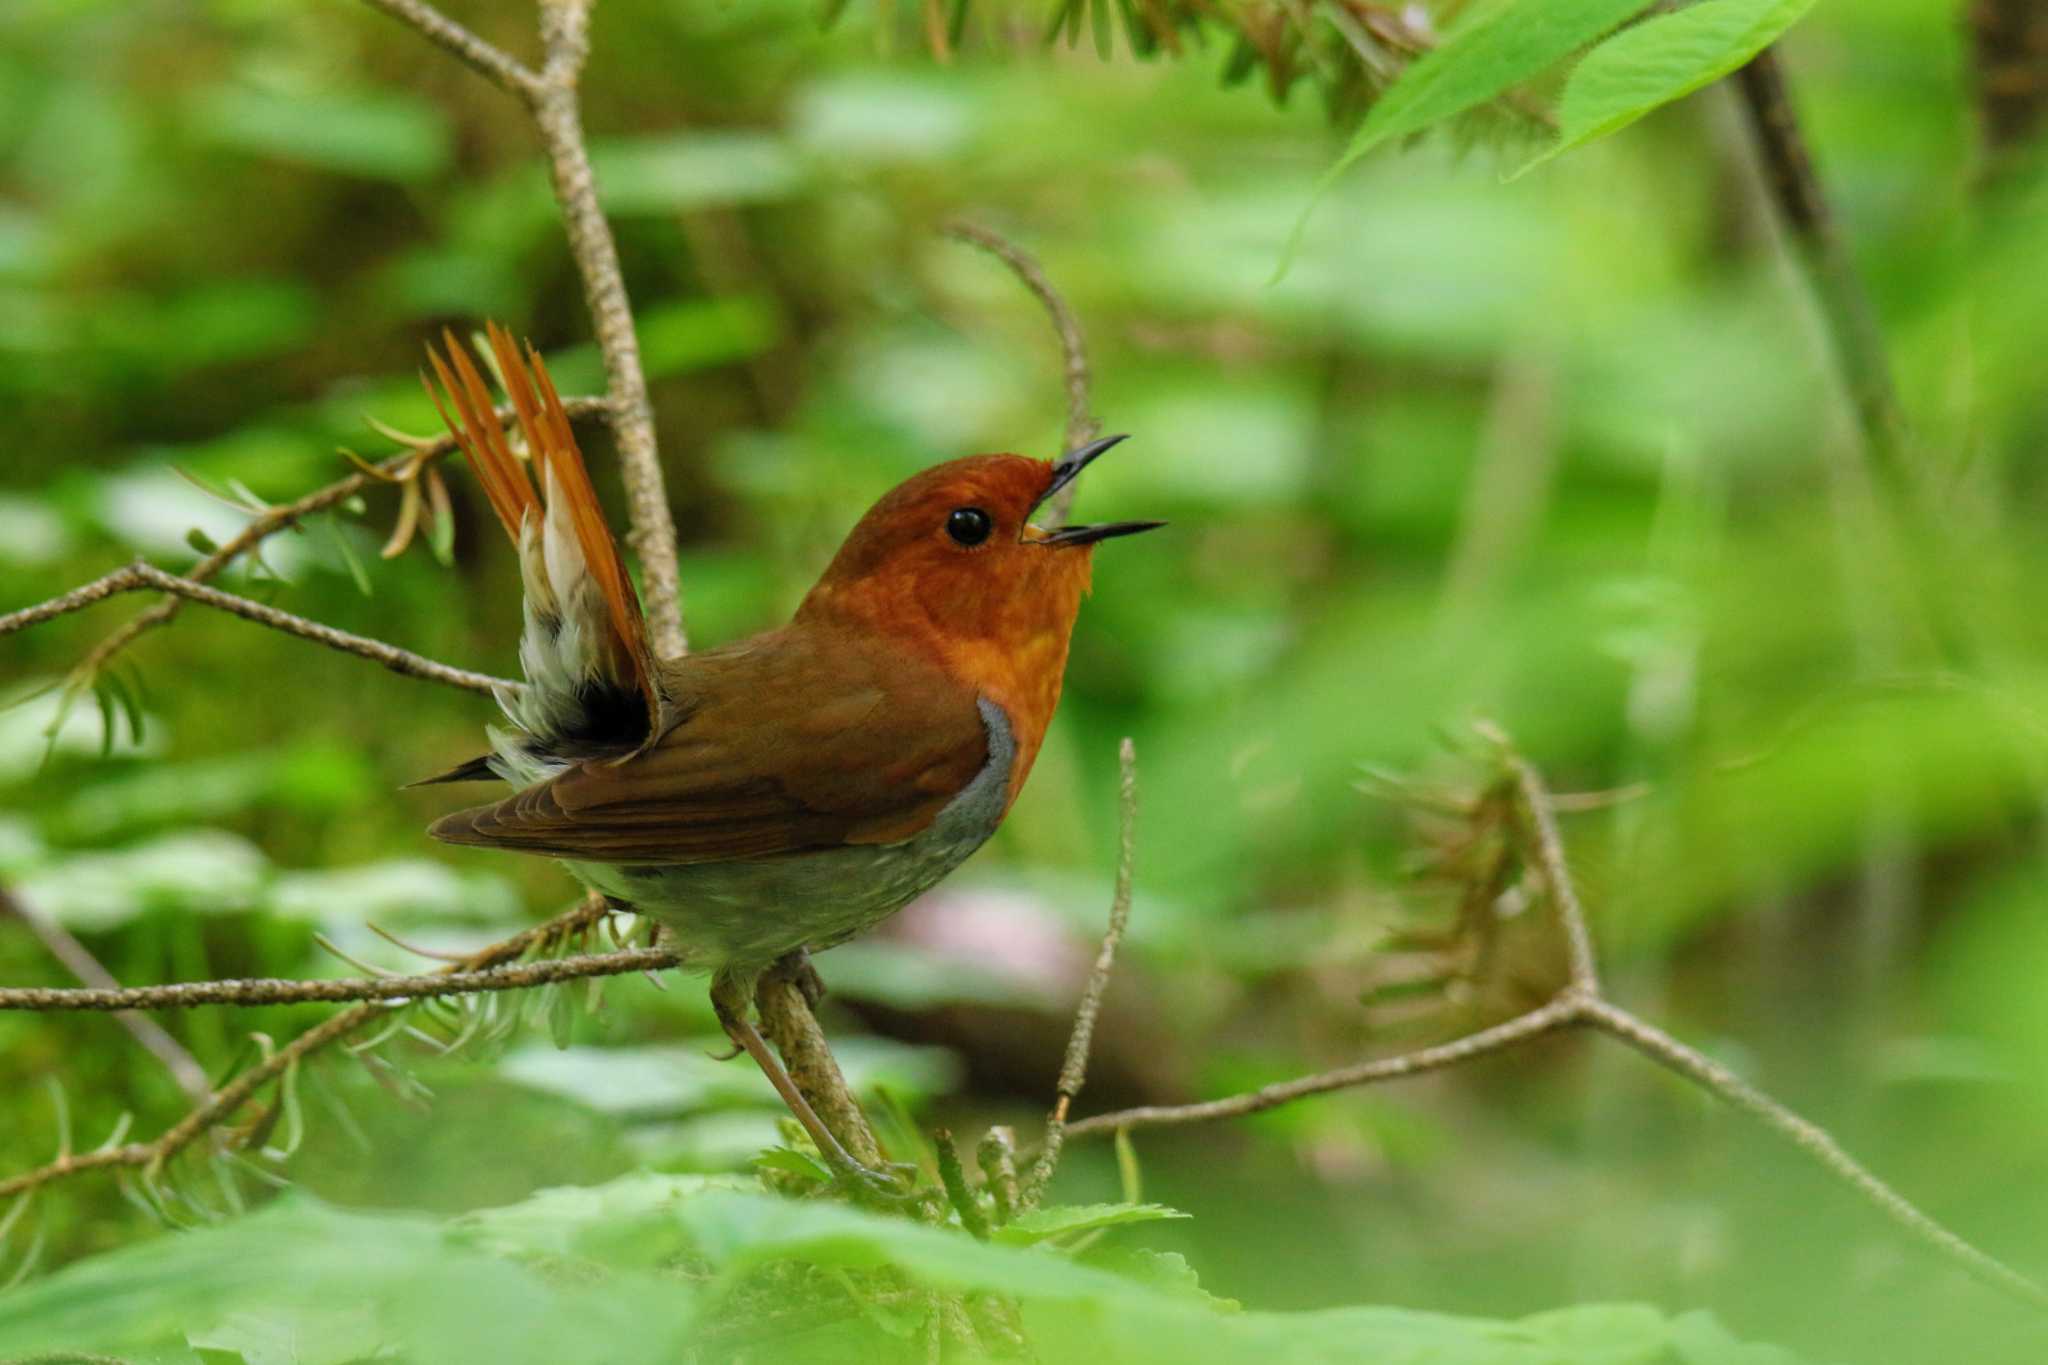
753 1146 833 1184
1335 0 1651 171
1520 0 1819 172
676 1189 1152 1301
1280 0 1648 282
993 1201 1190 1247
0 1196 690 1364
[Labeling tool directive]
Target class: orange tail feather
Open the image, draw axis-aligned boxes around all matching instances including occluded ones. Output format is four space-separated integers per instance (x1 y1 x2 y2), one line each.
424 325 657 726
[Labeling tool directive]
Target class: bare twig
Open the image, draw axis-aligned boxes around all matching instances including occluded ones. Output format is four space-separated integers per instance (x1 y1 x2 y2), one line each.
0 563 511 696
0 889 210 1106
0 946 676 1013
941 221 1099 526
1064 996 1581 1139
1022 737 1137 1205
1576 997 2048 1310
0 898 612 1202
358 0 540 96
1732 47 1908 484
60 396 608 687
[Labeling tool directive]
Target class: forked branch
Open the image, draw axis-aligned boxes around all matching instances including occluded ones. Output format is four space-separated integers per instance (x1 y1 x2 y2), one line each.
1045 726 2048 1313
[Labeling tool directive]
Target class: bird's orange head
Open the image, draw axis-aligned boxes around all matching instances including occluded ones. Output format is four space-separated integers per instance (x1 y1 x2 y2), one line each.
797 435 1158 798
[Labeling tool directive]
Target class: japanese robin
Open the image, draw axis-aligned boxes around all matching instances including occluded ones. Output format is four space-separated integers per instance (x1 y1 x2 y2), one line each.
416 325 1159 1182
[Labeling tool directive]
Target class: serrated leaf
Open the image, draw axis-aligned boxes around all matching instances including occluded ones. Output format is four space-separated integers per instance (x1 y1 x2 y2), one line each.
1520 0 1819 173
992 1201 1190 1247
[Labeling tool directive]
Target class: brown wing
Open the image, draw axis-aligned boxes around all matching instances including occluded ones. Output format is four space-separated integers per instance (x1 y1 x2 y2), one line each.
427 623 989 863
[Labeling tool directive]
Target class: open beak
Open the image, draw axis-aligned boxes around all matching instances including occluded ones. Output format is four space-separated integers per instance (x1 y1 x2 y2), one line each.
1031 433 1166 547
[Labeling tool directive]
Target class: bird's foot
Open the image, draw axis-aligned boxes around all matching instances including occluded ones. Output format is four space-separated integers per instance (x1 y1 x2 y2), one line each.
772 948 827 1011
825 1157 928 1210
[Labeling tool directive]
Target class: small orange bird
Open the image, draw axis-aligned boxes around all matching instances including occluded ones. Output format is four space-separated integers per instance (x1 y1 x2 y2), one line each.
417 325 1159 1182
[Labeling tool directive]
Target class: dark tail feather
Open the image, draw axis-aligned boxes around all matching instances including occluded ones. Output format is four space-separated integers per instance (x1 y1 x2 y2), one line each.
405 754 500 787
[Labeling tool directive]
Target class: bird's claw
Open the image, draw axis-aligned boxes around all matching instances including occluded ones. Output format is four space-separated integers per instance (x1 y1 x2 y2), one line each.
827 1157 923 1207
774 949 828 1011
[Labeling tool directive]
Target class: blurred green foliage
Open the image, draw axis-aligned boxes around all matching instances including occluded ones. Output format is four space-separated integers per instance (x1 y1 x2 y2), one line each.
5 0 2048 1361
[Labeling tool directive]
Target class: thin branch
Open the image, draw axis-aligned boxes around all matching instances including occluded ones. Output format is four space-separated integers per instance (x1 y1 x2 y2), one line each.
0 946 676 1013
360 0 683 658
529 0 686 660
941 220 1099 526
1732 47 1908 484
0 563 511 696
1022 737 1137 1204
0 889 210 1107
0 898 612 1202
1479 722 1600 993
1576 997 2048 1311
358 0 540 97
62 396 608 687
1063 996 1581 1140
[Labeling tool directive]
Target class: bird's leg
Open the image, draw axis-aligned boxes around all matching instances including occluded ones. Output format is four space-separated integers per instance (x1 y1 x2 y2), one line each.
709 971 899 1196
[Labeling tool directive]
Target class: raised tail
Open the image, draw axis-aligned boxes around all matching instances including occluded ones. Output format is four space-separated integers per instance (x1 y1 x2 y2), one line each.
421 325 659 784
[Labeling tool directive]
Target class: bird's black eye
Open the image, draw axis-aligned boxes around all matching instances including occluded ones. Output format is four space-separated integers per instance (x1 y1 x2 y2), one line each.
946 506 993 547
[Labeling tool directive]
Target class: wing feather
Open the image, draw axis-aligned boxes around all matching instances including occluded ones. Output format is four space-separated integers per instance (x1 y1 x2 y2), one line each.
428 625 990 864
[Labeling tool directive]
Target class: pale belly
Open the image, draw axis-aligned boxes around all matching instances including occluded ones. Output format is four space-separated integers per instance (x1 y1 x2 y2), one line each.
568 698 1014 974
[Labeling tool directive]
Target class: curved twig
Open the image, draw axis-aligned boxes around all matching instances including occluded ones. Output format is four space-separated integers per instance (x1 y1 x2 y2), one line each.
941 220 1099 526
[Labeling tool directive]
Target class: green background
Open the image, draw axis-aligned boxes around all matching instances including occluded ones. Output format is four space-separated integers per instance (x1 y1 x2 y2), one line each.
4 0 2048 1360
